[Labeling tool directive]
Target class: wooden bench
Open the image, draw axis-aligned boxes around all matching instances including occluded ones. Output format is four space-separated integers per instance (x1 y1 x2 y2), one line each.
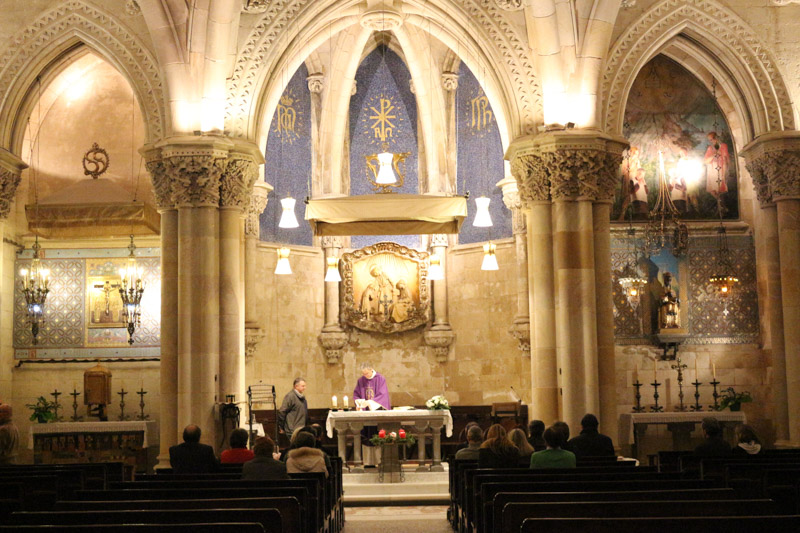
0 523 266 532
519 515 800 533
501 500 778 533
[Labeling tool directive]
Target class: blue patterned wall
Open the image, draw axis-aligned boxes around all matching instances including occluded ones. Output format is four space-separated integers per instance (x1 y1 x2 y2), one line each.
261 63 313 246
349 46 418 249
456 62 510 244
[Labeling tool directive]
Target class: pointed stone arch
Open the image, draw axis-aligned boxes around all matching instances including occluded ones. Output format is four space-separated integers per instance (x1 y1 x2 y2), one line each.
601 0 794 139
0 0 166 153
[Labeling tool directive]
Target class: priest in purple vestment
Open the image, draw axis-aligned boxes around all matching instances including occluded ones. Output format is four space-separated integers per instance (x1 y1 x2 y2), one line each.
353 362 391 410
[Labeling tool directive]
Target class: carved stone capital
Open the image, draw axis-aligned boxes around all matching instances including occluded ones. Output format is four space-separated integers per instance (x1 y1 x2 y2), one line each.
441 72 459 92
423 326 455 363
741 132 800 202
510 153 549 206
497 175 526 234
494 0 524 10
220 154 259 210
321 236 345 249
166 155 225 207
307 74 324 94
145 158 173 210
745 157 773 207
245 327 265 360
508 317 531 355
0 150 26 220
430 234 449 248
765 150 800 200
318 328 349 364
246 181 271 237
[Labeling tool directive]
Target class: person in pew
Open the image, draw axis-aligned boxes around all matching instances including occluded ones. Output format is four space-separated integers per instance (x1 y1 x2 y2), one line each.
0 402 19 465
287 431 329 478
552 421 575 453
221 428 255 464
527 419 546 452
242 436 290 480
733 424 763 456
694 417 732 457
567 413 615 458
509 428 535 461
478 424 520 468
456 421 480 452
530 425 577 469
278 377 310 438
169 425 220 473
455 424 484 460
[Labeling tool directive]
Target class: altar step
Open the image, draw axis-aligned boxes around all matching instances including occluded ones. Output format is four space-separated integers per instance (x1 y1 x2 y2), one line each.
343 468 450 505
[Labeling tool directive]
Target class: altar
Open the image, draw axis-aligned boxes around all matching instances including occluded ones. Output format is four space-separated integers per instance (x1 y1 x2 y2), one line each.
326 409 453 472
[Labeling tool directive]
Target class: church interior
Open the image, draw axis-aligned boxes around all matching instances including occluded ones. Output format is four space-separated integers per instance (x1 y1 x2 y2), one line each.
2 0 800 531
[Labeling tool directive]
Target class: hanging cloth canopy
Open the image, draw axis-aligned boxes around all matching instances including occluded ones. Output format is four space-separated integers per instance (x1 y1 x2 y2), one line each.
305 194 467 236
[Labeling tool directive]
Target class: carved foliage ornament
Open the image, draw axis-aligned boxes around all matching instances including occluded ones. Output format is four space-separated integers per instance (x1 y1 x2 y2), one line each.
145 159 172 210
220 156 258 209
511 154 549 205
744 157 772 206
340 242 430 334
166 155 226 208
0 167 21 219
763 150 800 199
245 184 269 237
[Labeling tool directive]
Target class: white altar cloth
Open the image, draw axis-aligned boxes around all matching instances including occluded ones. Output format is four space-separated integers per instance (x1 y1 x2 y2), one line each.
325 409 453 438
29 421 156 449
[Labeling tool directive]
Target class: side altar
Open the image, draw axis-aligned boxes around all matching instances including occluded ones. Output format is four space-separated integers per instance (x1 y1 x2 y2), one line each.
326 409 453 472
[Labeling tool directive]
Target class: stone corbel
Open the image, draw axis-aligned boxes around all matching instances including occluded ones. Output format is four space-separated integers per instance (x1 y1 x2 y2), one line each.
424 326 455 363
245 327 265 360
0 149 27 220
318 328 349 365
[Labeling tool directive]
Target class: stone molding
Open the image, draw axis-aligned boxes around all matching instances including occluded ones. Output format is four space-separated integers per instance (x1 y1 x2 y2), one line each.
0 149 26 220
0 0 166 146
771 0 800 4
318 328 349 364
423 326 455 363
441 72 458 92
246 181 271 237
601 0 794 134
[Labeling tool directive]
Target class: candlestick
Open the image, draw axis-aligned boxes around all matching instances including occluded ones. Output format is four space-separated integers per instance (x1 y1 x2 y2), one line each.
136 388 149 420
50 389 63 422
332 395 338 409
632 380 645 413
710 379 721 411
653 360 658 383
650 380 663 412
118 388 129 421
69 388 83 421
690 380 703 411
671 357 688 412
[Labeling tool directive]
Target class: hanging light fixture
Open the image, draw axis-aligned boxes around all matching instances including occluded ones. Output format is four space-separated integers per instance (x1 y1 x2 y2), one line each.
481 242 498 271
428 255 444 280
275 247 292 275
618 226 648 312
119 235 145 345
643 149 689 256
473 196 493 227
324 256 342 282
375 148 397 185
278 197 299 228
20 237 50 345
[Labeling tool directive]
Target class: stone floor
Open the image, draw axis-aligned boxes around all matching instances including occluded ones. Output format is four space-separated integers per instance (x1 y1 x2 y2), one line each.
343 505 451 533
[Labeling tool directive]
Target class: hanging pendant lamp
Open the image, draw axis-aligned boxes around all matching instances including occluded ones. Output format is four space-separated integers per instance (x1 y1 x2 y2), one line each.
481 242 499 271
473 196 493 227
278 197 299 228
375 150 397 185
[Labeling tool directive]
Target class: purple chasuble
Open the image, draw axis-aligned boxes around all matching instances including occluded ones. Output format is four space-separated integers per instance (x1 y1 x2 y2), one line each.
353 372 391 410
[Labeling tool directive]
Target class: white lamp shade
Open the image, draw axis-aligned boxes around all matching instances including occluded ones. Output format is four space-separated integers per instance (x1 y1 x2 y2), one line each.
428 256 444 280
325 257 342 282
375 151 397 185
278 197 299 228
481 242 499 271
275 247 292 275
473 196 493 227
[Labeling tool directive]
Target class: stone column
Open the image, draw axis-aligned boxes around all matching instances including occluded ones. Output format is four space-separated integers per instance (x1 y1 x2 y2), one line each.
319 236 348 364
142 152 178 468
424 234 454 362
497 176 530 355
244 182 270 359
441 72 459 193
510 151 559 423
742 132 800 445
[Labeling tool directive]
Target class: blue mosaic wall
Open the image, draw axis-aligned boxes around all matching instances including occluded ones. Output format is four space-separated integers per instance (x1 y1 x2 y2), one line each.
349 45 419 249
456 62 510 244
261 63 314 246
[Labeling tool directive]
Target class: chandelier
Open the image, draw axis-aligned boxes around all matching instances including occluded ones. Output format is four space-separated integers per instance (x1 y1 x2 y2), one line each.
20 237 50 345
618 226 648 312
119 235 145 345
643 150 688 256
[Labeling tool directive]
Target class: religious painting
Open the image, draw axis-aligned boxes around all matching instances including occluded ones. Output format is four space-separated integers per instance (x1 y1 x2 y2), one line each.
86 272 125 328
340 242 430 334
612 55 739 221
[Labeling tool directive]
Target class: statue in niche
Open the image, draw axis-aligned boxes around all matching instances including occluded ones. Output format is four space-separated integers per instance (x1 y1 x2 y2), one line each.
659 271 681 329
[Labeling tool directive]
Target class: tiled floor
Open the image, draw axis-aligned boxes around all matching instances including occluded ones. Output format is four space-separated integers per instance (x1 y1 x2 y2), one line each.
343 505 452 532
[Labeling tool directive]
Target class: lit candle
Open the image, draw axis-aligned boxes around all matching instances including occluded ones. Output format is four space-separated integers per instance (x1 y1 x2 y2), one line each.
73 382 77 391
653 361 658 382
634 362 639 382
694 358 698 377
332 395 338 409
344 395 349 408
712 361 716 379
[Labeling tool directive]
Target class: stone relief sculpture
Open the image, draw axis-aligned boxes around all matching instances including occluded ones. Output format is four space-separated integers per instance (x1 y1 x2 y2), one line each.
341 242 430 334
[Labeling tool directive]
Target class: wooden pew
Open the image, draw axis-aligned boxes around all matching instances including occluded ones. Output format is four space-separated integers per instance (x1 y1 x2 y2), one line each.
9 509 281 533
501 500 778 533
519 515 800 533
0 523 266 532
54 497 301 533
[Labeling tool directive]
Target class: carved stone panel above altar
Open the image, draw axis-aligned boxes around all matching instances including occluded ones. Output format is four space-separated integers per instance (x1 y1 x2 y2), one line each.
341 242 430 334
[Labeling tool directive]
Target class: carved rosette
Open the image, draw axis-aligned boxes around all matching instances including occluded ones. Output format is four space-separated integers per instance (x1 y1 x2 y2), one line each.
0 167 21 219
307 74 324 94
220 155 258 211
441 72 459 92
166 155 226 208
318 329 349 364
508 318 531 355
245 327 265 360
245 182 270 237
423 326 455 363
511 153 549 207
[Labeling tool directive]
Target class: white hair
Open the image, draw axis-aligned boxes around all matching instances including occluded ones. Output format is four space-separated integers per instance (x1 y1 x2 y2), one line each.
359 362 373 371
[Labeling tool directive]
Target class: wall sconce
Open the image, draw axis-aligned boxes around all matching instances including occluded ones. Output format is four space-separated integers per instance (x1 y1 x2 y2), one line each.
375 150 396 185
275 247 292 275
278 197 299 228
481 242 499 271
428 255 444 280
473 196 493 227
325 256 342 282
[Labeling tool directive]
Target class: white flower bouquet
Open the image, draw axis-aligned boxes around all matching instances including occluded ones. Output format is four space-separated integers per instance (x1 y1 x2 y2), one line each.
425 395 450 410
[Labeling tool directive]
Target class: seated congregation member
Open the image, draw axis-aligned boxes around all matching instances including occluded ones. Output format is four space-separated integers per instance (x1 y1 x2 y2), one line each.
694 417 732 457
478 424 520 468
509 428 535 461
242 436 289 480
568 413 615 458
220 428 255 464
455 424 483 460
552 421 574 452
287 431 329 477
733 424 762 456
0 402 19 465
456 421 480 452
530 425 576 469
169 425 219 473
528 419 546 452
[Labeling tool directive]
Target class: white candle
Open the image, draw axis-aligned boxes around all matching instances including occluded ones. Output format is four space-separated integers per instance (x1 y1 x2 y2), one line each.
332 395 338 408
344 395 349 408
712 361 717 379
653 361 657 382
634 362 639 382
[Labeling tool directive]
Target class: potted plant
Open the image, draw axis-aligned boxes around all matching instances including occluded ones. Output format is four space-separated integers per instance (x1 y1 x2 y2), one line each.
717 387 753 411
26 396 57 423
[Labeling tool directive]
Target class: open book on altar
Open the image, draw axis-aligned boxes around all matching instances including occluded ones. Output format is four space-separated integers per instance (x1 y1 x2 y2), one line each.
354 399 385 411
